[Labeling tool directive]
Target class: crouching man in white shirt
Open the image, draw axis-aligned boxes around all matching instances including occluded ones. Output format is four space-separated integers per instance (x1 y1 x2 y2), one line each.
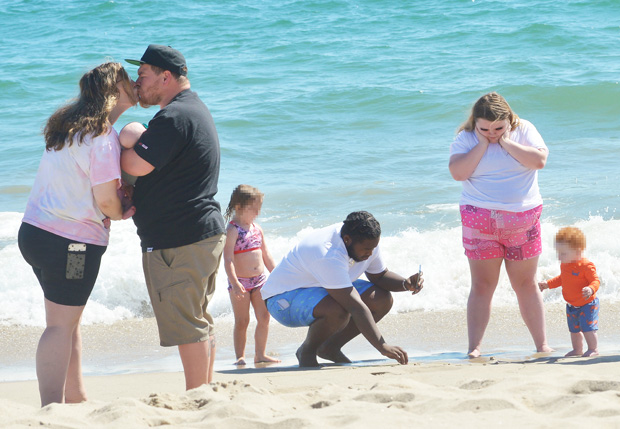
261 211 424 367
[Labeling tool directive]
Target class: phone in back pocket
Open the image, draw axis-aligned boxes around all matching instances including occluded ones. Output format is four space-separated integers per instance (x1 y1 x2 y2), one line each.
66 243 87 280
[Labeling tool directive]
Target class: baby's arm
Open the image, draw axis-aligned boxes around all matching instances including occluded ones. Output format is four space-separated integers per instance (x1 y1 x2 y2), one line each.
223 225 246 297
582 261 600 298
258 225 277 272
538 280 549 291
119 122 146 150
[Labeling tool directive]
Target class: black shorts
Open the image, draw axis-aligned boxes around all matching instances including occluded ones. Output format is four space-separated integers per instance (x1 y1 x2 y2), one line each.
18 222 107 306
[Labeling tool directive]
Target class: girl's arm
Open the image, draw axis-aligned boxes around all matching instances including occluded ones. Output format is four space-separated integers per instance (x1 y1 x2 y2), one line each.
223 226 245 293
448 129 489 181
499 133 548 170
258 225 277 272
93 180 123 220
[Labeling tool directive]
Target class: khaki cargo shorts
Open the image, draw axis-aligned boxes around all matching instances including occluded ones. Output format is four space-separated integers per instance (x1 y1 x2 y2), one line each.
143 233 225 347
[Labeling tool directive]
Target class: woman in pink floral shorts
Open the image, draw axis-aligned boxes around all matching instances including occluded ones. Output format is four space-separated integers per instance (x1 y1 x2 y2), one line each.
449 92 553 358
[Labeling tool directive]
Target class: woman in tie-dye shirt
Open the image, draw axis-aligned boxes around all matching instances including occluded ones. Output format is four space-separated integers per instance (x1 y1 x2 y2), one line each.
17 62 137 407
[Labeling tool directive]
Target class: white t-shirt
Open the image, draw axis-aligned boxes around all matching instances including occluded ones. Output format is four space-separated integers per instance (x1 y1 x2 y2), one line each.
449 119 547 212
261 223 387 300
23 128 122 246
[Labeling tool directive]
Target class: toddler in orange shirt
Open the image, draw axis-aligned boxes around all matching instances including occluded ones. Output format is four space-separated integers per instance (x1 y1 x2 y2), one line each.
539 227 600 357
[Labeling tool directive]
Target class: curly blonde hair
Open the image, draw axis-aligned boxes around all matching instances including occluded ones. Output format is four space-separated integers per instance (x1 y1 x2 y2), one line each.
44 62 133 151
555 227 586 251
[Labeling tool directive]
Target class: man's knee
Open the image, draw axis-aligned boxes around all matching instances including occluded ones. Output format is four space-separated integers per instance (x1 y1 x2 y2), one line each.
314 297 351 327
364 287 393 313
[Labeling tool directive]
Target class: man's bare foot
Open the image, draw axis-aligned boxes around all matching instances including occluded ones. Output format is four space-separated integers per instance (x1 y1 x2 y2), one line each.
564 350 582 357
317 345 351 363
296 345 320 367
582 349 599 357
467 349 481 359
255 355 281 364
233 357 247 365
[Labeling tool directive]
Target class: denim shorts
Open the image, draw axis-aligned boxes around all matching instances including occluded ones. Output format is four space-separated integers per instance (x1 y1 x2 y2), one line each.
265 279 374 327
566 297 599 333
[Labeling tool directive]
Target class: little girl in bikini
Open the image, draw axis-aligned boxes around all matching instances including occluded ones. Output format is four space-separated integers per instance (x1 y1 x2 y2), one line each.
224 185 280 365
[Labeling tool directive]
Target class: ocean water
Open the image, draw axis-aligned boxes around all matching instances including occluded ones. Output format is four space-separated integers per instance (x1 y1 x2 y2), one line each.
1 0 620 330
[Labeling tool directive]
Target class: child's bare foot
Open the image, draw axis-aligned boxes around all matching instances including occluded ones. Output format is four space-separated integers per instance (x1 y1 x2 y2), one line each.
564 349 583 357
255 355 281 364
582 349 599 357
233 357 247 365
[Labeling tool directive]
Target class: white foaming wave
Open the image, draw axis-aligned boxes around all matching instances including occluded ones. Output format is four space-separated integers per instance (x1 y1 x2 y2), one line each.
2 212 620 326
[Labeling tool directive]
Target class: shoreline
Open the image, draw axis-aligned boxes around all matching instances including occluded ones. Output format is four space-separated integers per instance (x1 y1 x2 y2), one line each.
4 302 620 382
4 304 620 426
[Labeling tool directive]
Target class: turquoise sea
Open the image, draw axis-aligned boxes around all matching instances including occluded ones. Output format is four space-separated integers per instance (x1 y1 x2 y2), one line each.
2 0 620 378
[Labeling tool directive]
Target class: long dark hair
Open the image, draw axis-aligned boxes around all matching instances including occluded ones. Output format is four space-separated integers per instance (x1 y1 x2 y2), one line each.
44 62 133 151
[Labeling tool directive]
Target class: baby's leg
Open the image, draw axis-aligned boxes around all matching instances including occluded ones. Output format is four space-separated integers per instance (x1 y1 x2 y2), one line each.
119 122 146 186
119 122 146 149
582 331 599 357
565 332 584 357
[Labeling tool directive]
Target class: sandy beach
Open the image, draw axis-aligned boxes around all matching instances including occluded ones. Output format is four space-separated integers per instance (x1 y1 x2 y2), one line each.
3 304 620 427
3 354 620 428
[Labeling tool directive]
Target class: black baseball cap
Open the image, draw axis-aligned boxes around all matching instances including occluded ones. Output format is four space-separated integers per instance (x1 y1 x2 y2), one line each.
125 44 188 76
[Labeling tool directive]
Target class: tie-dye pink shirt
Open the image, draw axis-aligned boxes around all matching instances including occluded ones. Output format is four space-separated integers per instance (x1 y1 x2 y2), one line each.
22 128 122 246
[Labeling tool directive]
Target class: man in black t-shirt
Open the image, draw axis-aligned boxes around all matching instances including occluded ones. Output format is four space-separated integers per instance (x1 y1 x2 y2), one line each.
122 44 226 390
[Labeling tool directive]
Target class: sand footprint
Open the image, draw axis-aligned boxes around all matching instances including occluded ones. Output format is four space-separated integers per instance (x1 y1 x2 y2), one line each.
570 380 620 394
453 398 515 413
459 379 497 390
353 391 415 404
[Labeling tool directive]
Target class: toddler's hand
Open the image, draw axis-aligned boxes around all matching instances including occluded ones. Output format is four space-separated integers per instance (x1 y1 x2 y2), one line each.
538 281 548 291
582 287 593 298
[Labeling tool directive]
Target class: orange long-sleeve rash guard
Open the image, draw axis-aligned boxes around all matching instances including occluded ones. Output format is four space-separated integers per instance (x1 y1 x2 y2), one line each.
547 258 600 307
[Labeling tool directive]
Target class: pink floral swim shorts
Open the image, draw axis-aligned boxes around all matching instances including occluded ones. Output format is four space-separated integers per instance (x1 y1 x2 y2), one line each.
460 204 542 261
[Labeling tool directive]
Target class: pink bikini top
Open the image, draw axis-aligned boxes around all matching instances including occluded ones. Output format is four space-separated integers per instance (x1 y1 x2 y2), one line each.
231 221 263 254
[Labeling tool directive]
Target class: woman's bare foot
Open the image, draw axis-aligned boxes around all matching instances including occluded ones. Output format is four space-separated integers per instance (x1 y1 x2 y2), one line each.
255 354 281 364
582 349 599 357
537 345 555 353
564 349 583 357
233 357 247 365
467 348 481 359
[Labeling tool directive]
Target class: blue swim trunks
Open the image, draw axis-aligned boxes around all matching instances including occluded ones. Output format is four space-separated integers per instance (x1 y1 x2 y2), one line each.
265 280 375 328
566 297 599 333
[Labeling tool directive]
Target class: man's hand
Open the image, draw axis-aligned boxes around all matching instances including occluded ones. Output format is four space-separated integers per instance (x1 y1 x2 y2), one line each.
403 273 424 295
379 344 408 365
